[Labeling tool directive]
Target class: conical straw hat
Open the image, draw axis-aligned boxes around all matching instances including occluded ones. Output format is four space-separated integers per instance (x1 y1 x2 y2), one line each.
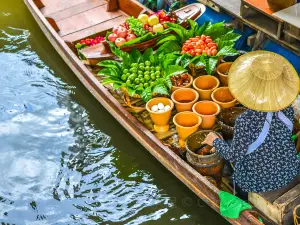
228 50 299 112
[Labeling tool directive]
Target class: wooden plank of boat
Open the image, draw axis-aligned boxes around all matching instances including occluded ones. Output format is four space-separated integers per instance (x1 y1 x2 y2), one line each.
23 0 263 224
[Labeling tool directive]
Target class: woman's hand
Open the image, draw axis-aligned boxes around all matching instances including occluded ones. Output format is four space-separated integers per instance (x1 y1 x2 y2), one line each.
202 132 219 146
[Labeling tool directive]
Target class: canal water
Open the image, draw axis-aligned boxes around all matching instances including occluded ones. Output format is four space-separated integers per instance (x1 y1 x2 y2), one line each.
0 1 228 224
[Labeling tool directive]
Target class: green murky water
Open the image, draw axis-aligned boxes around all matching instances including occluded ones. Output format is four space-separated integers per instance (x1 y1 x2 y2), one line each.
0 1 228 224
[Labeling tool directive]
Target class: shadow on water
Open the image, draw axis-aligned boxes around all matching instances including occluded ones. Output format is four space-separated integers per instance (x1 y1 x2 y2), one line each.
0 0 229 224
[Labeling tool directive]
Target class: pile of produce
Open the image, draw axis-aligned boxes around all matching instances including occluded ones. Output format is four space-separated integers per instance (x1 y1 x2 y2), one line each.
170 73 190 87
98 46 186 102
75 36 104 50
75 36 105 59
181 35 218 56
106 10 178 48
156 20 241 74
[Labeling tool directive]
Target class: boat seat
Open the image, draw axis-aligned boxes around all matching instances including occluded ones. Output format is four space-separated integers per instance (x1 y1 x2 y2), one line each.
39 0 127 43
249 176 300 225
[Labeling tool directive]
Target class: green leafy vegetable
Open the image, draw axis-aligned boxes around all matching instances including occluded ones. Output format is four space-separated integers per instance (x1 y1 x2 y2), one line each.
97 48 187 102
156 20 241 74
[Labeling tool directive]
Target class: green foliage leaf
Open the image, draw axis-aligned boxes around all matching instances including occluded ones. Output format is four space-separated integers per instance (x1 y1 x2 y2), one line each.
98 67 119 77
121 32 160 47
156 34 178 46
203 22 233 40
164 77 173 89
195 21 211 36
113 82 122 90
206 56 219 74
142 48 153 62
141 87 152 102
215 32 242 43
97 60 122 72
216 40 235 50
153 83 169 95
217 46 238 56
165 65 187 77
195 59 205 67
130 47 142 63
108 45 132 68
187 19 198 33
156 40 181 55
163 53 179 70
179 54 192 68
101 78 115 85
127 87 136 97
164 22 191 42
168 27 185 42
215 33 241 50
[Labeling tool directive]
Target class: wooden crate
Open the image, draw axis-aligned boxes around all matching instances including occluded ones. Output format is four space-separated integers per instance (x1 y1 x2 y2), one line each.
249 177 300 225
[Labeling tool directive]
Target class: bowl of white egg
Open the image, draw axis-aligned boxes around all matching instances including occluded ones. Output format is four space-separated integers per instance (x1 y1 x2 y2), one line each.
146 97 174 133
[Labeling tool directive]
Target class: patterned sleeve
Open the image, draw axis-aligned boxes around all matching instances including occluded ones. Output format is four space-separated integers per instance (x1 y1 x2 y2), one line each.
283 106 295 122
213 115 251 162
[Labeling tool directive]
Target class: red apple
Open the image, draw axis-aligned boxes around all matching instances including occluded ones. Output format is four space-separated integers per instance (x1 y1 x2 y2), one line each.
115 38 126 47
108 33 118 42
126 34 136 41
113 26 120 34
117 27 128 38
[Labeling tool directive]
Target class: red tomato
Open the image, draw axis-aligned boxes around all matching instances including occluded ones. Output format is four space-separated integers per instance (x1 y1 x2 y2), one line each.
188 43 194 49
207 43 214 48
210 46 217 50
205 47 209 50
201 36 206 41
199 40 205 45
205 39 212 44
195 43 201 48
211 49 218 56
202 50 207 55
207 49 212 56
181 51 186 54
183 47 188 51
195 49 202 53
200 45 205 50
195 53 201 56
206 36 211 39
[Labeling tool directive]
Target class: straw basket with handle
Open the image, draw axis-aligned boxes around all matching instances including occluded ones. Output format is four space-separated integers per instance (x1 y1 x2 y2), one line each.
116 3 206 53
294 204 300 225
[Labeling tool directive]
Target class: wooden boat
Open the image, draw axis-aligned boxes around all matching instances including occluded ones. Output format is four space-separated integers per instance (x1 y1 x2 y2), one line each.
24 0 283 224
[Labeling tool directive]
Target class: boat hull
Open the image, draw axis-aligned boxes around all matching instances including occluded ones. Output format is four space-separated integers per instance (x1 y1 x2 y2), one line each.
23 0 262 224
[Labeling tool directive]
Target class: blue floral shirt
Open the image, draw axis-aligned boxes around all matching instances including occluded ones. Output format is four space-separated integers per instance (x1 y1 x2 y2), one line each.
213 106 300 193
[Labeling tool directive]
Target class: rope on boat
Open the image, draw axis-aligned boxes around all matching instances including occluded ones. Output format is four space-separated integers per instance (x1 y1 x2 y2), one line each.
294 204 300 225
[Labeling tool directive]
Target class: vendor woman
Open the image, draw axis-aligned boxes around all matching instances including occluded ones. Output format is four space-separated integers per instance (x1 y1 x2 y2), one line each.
203 51 300 198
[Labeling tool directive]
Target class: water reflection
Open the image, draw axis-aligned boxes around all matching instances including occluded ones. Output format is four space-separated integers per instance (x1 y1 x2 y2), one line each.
0 2 227 225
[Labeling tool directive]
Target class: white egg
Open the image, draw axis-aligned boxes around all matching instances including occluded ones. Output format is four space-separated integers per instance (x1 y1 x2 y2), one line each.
164 105 170 111
157 103 164 110
151 105 158 112
158 109 165 113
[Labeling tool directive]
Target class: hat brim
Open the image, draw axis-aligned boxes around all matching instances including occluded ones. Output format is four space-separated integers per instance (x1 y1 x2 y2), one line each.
228 51 299 112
